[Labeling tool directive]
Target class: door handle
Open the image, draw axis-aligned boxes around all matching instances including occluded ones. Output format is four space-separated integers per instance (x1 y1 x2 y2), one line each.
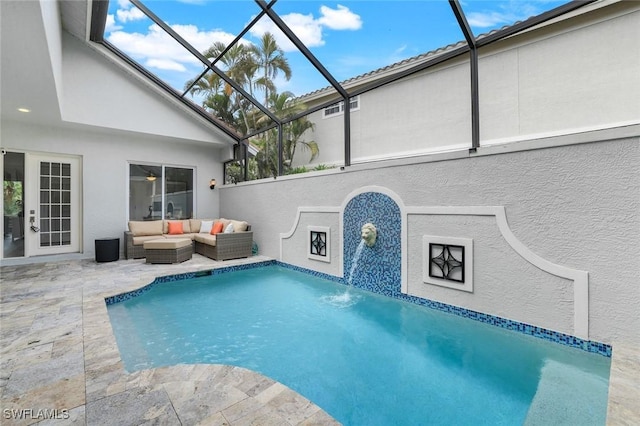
29 216 39 232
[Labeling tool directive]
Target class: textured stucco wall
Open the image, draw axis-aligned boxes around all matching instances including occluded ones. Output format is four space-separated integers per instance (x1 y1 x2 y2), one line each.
60 32 229 144
406 215 574 335
479 4 640 143
220 137 640 346
281 212 341 277
305 4 639 167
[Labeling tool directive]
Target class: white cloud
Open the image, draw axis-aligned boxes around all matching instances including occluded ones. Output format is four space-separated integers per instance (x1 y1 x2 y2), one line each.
116 6 146 23
107 24 208 71
249 5 362 52
318 5 362 31
466 11 512 28
250 13 323 52
465 1 543 29
284 13 325 47
145 58 187 72
104 14 121 33
394 45 407 56
171 24 239 52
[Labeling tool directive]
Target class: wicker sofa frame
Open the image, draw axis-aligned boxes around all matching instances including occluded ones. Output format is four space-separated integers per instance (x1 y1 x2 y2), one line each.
125 232 150 259
194 231 253 261
145 244 193 264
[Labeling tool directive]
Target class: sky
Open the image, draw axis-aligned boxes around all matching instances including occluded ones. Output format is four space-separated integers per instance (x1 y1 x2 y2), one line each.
105 0 567 100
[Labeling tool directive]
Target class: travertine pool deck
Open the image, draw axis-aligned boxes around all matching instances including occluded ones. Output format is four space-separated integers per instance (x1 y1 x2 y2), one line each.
1 255 338 425
1 255 639 425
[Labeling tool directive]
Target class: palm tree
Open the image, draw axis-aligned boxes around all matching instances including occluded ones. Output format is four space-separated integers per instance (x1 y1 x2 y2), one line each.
252 91 317 175
188 34 319 180
186 42 260 134
284 117 317 166
250 33 292 105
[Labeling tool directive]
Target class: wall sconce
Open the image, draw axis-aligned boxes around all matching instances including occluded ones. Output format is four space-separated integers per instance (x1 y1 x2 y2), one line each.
209 179 216 189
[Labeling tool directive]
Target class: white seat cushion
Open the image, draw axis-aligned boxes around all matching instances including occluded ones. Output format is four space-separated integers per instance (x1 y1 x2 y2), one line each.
194 234 217 246
143 238 191 250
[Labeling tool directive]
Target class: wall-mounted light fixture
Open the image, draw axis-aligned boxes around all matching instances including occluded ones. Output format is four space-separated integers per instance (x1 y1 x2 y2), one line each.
209 179 216 189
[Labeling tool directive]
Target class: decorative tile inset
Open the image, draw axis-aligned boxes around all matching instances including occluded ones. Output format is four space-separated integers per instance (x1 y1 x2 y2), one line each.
429 243 464 283
423 235 473 293
343 191 402 297
311 232 326 256
308 226 331 263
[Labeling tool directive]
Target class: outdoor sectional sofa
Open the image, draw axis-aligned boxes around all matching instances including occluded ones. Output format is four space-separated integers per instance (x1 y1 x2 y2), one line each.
125 218 252 261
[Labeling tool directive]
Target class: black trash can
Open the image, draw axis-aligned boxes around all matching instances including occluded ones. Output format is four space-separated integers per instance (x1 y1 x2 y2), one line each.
95 238 120 262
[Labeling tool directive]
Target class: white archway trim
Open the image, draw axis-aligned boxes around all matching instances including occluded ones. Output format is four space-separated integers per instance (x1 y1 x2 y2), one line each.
279 206 340 262
279 198 589 339
406 205 589 339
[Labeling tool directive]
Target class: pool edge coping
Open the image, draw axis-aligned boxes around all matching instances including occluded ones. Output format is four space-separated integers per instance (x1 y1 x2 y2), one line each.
103 259 611 358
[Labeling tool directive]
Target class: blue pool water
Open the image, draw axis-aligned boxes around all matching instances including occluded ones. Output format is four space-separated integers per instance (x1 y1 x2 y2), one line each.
107 265 611 425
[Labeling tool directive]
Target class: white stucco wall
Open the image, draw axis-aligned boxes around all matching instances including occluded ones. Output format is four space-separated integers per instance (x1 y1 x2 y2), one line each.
219 136 640 346
60 32 229 144
39 0 63 107
479 4 640 144
1 120 224 259
351 61 471 163
406 214 574 335
306 59 471 167
281 212 341 277
303 2 639 167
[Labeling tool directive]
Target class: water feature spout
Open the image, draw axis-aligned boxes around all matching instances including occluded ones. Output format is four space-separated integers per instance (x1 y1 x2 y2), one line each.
347 240 366 286
361 223 377 247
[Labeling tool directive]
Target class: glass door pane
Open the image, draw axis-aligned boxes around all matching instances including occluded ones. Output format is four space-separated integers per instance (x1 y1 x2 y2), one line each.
129 164 162 221
3 152 25 258
165 167 193 220
38 161 72 247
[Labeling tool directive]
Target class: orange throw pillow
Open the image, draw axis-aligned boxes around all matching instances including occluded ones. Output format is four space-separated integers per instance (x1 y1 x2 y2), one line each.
168 221 183 235
211 221 224 235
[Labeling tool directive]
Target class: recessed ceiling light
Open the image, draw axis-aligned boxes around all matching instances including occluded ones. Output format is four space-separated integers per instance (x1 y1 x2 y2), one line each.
17 108 31 113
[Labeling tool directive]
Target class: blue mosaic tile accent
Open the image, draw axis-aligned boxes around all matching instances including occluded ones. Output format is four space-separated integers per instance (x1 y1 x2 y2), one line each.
104 258 611 357
338 190 610 357
275 261 344 284
105 283 157 305
392 292 611 357
207 260 277 276
343 191 402 298
105 260 278 305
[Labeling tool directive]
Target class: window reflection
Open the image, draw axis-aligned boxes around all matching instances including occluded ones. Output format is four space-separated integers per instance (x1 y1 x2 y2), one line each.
165 167 193 220
128 164 194 221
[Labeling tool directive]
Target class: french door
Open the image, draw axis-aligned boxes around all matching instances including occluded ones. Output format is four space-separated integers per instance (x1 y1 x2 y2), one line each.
25 153 81 256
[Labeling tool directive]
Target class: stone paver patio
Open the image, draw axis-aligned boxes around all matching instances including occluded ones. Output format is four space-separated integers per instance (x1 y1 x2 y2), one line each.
1 255 638 425
1 255 338 425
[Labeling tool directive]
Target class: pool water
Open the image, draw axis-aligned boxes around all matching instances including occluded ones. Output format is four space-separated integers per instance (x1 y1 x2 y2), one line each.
107 265 611 425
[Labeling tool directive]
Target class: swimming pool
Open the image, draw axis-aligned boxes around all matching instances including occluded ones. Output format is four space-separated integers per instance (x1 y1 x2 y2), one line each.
107 264 611 425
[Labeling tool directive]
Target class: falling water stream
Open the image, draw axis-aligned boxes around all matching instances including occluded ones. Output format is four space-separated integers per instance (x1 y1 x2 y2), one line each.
322 239 366 307
348 239 366 286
